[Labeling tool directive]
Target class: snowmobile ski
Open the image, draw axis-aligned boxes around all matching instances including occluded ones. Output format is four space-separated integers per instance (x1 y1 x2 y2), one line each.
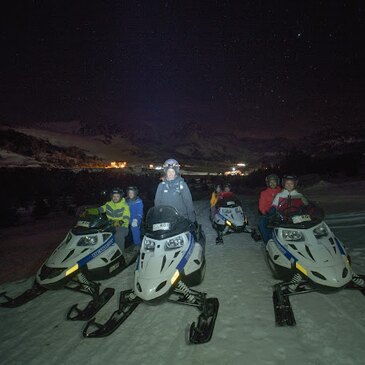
272 284 296 326
67 287 115 321
83 289 141 338
346 275 365 296
0 281 47 308
189 297 219 344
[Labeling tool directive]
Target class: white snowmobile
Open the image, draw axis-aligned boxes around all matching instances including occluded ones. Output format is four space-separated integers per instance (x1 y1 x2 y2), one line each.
83 205 219 344
266 196 365 326
0 210 138 321
212 192 257 243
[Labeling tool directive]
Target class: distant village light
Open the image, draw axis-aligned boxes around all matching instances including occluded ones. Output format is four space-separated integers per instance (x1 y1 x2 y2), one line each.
105 161 127 169
237 162 246 167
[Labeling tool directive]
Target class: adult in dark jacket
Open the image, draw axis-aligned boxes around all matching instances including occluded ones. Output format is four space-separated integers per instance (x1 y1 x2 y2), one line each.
154 159 196 222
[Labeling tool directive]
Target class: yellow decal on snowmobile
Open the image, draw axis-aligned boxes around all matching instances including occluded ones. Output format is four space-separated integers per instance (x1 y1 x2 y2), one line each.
66 264 79 277
295 262 308 276
170 270 180 285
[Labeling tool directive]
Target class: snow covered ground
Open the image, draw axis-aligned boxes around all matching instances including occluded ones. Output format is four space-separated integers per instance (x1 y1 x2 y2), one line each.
1 189 365 365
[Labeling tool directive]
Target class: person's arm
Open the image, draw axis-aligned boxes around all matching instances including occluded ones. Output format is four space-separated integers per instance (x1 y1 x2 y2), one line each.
136 199 144 224
258 191 266 214
97 204 106 214
154 183 163 206
121 202 130 228
181 182 196 222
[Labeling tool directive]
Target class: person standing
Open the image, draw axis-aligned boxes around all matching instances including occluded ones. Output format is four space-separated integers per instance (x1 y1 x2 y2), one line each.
125 186 144 246
154 158 196 222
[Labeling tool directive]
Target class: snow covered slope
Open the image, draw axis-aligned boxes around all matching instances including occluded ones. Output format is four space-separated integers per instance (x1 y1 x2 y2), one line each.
0 196 365 365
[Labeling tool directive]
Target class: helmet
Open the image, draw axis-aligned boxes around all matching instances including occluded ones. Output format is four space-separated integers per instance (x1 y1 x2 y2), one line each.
214 184 222 191
126 186 139 199
110 188 124 198
282 175 298 187
265 174 280 186
163 158 180 174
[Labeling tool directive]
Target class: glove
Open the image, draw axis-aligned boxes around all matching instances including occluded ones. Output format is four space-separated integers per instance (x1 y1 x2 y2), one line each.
113 220 122 227
131 219 138 227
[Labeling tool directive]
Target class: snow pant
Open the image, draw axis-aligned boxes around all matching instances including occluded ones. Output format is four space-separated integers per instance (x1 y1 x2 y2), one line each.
130 225 142 246
258 215 272 244
114 226 128 253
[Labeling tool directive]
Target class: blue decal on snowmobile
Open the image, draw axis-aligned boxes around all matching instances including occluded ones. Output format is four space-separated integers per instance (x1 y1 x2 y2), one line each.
77 236 115 268
177 234 194 272
272 233 298 264
334 238 346 256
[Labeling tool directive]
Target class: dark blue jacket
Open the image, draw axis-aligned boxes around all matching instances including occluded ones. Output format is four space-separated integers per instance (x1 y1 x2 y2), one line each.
154 176 196 222
126 197 144 225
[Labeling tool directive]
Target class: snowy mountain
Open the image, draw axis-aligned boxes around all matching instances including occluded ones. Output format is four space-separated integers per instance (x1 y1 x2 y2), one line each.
0 121 364 169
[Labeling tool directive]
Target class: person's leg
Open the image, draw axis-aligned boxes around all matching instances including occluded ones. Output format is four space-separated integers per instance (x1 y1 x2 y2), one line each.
131 225 142 246
114 226 128 253
258 215 272 243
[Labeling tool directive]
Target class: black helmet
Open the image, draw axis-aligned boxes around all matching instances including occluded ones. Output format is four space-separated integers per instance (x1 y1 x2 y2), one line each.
265 174 280 186
126 186 139 199
214 184 222 191
163 158 180 174
110 188 124 198
282 175 298 187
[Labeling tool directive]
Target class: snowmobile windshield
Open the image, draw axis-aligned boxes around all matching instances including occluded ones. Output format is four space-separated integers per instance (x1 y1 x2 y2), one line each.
270 198 324 229
145 205 192 240
72 213 111 235
215 193 242 208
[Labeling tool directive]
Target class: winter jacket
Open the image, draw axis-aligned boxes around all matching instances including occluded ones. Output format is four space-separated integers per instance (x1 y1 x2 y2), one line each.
210 192 219 207
259 186 282 214
271 189 308 209
126 197 144 225
154 176 196 222
98 199 130 228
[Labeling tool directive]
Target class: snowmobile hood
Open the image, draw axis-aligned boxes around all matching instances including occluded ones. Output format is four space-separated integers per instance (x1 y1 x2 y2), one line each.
272 222 352 288
36 229 117 288
135 231 195 301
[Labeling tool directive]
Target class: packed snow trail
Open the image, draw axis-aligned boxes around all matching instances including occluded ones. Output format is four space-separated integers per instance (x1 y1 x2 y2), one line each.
0 199 365 365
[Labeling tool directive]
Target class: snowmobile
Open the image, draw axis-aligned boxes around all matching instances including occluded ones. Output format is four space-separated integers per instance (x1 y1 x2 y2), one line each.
265 196 365 326
212 192 259 243
83 205 219 344
0 210 138 321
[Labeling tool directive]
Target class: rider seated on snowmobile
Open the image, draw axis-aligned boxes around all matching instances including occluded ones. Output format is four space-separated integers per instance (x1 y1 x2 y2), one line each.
97 188 130 254
154 158 197 224
258 174 281 243
210 184 222 220
271 175 308 210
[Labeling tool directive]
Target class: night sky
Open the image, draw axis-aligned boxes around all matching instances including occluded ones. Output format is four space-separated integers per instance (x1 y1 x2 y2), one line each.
1 1 365 138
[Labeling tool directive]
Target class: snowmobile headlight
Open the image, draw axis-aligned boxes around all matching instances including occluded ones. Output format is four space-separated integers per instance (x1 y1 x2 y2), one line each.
313 224 328 238
77 235 98 246
282 230 304 242
144 238 156 251
165 235 185 250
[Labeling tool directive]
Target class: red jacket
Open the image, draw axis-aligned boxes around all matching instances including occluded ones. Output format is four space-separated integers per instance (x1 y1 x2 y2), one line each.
259 186 281 214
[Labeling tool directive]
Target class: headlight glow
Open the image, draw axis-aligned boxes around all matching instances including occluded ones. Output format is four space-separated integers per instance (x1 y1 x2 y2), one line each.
282 230 304 241
144 238 156 250
313 224 328 238
77 235 98 246
165 235 185 249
